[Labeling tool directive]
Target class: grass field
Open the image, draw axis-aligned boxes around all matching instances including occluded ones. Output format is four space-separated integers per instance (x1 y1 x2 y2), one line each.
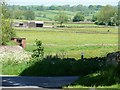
15 26 118 33
35 10 77 21
34 10 95 21
15 26 118 59
14 9 92 22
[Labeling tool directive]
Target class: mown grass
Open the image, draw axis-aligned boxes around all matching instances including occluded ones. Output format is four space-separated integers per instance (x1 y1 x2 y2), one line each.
14 26 118 58
16 30 117 45
14 26 118 33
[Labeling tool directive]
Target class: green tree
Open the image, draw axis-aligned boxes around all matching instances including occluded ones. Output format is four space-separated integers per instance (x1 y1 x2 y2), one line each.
112 11 118 26
14 10 24 19
92 15 97 22
55 12 69 26
37 5 46 11
24 10 35 20
32 40 44 61
49 5 57 10
1 2 12 19
96 5 117 25
1 2 16 45
73 12 85 22
36 12 42 17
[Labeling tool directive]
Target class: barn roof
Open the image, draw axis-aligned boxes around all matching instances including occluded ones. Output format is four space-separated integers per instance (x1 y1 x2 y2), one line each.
28 21 44 24
35 21 44 24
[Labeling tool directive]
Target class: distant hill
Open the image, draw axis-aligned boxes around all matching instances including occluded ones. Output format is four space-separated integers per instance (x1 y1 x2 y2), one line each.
8 5 104 21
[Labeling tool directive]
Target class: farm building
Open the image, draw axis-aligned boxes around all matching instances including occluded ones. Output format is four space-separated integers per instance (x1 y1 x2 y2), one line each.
13 21 44 28
28 21 44 28
13 22 28 27
11 37 26 48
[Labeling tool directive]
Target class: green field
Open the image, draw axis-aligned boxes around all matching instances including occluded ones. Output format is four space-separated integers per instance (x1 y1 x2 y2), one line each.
35 10 77 21
15 26 118 59
14 9 92 21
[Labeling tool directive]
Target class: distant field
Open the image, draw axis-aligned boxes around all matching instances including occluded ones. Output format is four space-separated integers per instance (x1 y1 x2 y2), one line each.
14 10 92 21
35 10 76 21
17 30 117 45
45 22 98 27
15 26 118 34
15 26 118 59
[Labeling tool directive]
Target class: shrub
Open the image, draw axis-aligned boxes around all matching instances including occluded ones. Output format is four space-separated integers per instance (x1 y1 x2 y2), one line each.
31 40 44 62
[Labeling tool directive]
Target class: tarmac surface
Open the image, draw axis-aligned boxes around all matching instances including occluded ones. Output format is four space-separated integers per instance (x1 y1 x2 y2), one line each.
0 76 79 90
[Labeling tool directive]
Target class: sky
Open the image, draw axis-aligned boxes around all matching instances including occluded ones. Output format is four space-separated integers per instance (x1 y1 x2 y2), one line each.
6 0 119 6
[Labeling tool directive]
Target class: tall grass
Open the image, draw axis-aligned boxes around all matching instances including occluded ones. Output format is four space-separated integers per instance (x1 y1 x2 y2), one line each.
25 44 117 59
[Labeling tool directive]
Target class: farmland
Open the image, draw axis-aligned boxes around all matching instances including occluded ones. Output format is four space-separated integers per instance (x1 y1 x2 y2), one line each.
1 3 120 88
15 25 118 59
35 10 76 21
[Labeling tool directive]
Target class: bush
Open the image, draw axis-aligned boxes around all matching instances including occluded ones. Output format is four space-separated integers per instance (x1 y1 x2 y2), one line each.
31 40 44 62
73 12 85 22
95 21 106 25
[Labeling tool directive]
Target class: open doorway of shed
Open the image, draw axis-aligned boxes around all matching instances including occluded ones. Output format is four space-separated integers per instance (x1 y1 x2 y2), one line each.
19 23 23 27
36 23 43 27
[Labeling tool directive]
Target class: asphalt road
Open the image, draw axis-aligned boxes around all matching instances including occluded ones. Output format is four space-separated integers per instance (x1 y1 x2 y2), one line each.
0 76 79 90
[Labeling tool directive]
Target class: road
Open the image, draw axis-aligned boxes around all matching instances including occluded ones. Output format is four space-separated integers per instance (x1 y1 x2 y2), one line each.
0 76 79 90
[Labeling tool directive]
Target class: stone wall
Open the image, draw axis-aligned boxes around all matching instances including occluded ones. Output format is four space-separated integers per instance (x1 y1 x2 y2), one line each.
106 51 120 66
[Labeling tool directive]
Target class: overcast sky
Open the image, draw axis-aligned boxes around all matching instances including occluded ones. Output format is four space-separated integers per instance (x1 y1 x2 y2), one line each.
7 0 119 6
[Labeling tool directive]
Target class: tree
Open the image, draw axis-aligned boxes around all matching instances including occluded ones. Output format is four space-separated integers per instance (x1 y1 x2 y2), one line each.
13 10 24 19
37 5 46 11
49 5 57 10
92 15 97 22
54 12 69 26
36 12 42 17
112 10 118 26
1 2 12 19
32 40 44 61
24 10 35 20
73 12 85 22
1 2 16 45
96 5 117 26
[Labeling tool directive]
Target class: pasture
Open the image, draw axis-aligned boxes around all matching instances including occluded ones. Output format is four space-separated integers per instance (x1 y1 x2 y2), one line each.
2 23 120 89
35 10 77 21
15 26 118 59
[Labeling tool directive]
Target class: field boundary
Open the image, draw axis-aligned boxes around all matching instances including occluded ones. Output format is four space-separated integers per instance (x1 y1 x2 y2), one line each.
16 29 118 34
27 43 119 46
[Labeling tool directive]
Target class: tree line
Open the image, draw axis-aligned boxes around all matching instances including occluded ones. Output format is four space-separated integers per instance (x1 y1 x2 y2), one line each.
6 4 103 21
92 5 118 26
8 4 102 15
6 4 118 26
